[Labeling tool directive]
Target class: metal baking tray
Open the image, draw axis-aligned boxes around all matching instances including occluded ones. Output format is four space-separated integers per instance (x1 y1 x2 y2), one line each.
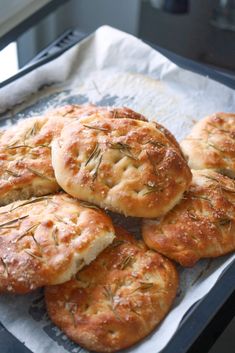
0 28 234 353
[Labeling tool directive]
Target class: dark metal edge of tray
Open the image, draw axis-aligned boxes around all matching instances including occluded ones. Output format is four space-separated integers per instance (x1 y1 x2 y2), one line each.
0 28 234 353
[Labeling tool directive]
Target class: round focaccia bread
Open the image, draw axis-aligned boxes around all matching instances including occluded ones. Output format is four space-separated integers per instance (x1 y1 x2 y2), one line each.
0 104 97 206
142 169 235 267
45 227 178 353
52 111 191 218
181 112 235 178
0 193 115 294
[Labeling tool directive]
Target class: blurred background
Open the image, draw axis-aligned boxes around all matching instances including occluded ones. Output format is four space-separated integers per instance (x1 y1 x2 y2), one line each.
0 0 235 82
0 1 234 352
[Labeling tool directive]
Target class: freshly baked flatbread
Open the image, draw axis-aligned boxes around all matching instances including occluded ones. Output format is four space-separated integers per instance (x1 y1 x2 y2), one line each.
0 104 95 205
45 227 178 352
0 193 115 293
181 112 235 178
142 169 235 267
52 108 191 217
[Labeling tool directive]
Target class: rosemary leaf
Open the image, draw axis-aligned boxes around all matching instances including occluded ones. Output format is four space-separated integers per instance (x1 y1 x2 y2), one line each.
103 285 114 302
5 144 34 150
26 167 54 181
5 169 21 178
103 285 121 321
138 282 154 290
119 255 133 270
109 142 137 160
218 218 231 226
24 249 44 261
92 154 103 181
187 211 199 221
85 143 100 166
83 124 108 132
16 223 40 242
130 282 154 294
0 257 8 277
202 174 235 193
207 142 225 153
0 215 29 229
52 226 59 246
0 196 52 215
78 200 100 210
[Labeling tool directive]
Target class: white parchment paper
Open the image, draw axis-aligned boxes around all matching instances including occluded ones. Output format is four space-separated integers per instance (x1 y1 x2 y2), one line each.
0 26 234 353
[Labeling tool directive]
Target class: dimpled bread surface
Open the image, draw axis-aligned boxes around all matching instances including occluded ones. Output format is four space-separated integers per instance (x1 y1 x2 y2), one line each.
0 104 99 205
51 107 192 218
0 193 115 293
181 112 235 178
45 226 178 353
142 169 235 267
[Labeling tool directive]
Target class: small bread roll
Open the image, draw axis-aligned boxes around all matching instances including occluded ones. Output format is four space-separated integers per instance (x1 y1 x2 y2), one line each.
45 227 178 352
52 107 191 217
142 169 235 266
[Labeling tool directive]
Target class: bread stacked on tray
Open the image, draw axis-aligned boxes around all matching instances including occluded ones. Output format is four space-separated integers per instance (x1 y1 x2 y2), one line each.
0 106 234 352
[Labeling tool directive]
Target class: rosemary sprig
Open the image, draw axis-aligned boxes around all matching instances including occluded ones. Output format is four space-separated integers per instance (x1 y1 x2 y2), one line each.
201 174 219 183
83 124 108 132
26 167 54 181
92 154 103 181
109 142 137 160
52 226 59 246
0 196 52 215
119 255 133 270
103 285 114 302
25 122 38 139
85 143 101 166
55 215 68 225
35 144 51 149
5 144 34 150
0 215 28 229
202 174 235 193
207 123 234 137
207 142 225 153
103 285 121 321
24 249 44 261
191 260 212 285
189 195 213 207
0 257 9 277
221 185 235 194
15 223 40 242
78 200 100 210
131 282 154 293
187 211 200 221
218 218 231 226
138 282 154 290
5 169 21 178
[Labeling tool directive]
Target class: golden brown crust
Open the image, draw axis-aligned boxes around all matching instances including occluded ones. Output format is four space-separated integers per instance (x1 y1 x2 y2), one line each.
52 108 191 217
0 193 114 293
142 169 235 267
0 104 96 206
45 226 178 352
181 112 235 177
